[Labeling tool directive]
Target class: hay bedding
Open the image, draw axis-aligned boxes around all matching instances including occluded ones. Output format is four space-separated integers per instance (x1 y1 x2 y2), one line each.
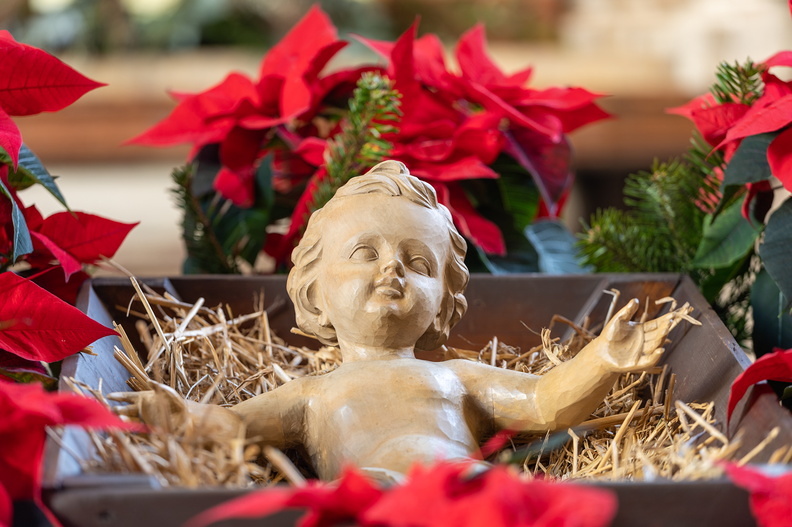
66 278 791 488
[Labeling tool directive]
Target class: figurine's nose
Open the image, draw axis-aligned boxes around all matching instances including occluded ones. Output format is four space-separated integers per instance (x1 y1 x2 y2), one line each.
382 258 405 277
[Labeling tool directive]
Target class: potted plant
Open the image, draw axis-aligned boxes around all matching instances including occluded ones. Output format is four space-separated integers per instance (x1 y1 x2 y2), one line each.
129 5 609 275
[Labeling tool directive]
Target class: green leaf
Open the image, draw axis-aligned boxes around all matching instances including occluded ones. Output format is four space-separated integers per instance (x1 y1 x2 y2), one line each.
783 385 792 400
722 133 775 186
751 269 792 358
253 156 275 211
759 197 792 307
496 169 540 232
0 178 33 264
691 198 762 268
525 220 590 274
696 253 751 304
0 145 68 208
0 367 57 387
471 228 539 274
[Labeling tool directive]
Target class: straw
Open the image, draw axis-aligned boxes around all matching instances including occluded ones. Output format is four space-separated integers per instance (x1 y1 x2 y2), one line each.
73 281 767 488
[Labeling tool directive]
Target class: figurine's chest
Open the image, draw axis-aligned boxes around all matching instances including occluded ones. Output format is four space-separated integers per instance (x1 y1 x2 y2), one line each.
317 360 464 404
302 360 467 435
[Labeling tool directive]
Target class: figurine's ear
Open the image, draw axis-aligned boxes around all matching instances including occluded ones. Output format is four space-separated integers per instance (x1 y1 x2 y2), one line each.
304 282 332 328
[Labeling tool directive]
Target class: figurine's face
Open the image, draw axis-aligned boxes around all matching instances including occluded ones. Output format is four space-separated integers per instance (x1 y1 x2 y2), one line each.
316 193 450 352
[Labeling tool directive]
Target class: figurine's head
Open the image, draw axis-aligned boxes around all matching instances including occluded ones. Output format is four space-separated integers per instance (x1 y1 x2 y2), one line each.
287 161 468 353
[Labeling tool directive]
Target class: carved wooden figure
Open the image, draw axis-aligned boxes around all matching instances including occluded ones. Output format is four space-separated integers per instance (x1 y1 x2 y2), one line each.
112 160 692 483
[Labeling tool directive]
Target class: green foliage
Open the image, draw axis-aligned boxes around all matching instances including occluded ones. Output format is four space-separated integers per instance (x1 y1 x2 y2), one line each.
170 163 271 274
579 159 718 274
0 144 69 269
171 73 401 274
309 73 402 214
577 158 757 344
692 199 762 268
525 220 590 274
760 198 792 309
710 59 763 105
578 60 772 346
0 177 32 269
0 145 69 208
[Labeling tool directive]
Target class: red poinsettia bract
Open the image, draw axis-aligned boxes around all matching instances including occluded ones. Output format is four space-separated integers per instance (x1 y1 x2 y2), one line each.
186 462 617 527
128 6 347 207
724 463 792 527
669 51 792 208
0 31 104 167
0 379 136 527
356 22 608 253
0 271 117 364
25 209 138 280
727 347 792 424
131 6 609 262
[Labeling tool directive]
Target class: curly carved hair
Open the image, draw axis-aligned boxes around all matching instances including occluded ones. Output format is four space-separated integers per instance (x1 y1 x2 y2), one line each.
286 160 469 351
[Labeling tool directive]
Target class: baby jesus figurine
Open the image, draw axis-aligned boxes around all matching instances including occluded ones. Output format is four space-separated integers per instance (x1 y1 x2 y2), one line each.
114 161 691 483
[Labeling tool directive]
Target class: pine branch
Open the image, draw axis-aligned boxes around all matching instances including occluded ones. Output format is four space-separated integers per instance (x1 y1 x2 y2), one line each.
578 209 650 272
170 165 238 274
709 59 764 106
309 72 402 213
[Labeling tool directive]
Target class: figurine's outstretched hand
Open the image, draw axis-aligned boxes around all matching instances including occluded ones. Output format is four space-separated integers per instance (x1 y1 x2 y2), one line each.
108 382 244 441
595 298 695 373
108 382 189 433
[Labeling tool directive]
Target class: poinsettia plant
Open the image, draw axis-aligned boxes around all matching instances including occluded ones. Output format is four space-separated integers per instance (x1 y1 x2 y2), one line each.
579 5 792 406
130 5 608 273
0 29 138 526
0 30 137 383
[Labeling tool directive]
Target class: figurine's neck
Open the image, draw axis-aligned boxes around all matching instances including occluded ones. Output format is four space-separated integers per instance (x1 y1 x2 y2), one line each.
337 340 416 362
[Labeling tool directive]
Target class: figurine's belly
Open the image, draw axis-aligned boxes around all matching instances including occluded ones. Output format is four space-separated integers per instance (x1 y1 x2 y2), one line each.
303 360 481 480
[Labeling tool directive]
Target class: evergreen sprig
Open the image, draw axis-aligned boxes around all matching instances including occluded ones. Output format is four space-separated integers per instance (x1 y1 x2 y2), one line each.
309 72 402 213
578 60 768 345
171 164 239 274
710 59 764 106
579 159 718 274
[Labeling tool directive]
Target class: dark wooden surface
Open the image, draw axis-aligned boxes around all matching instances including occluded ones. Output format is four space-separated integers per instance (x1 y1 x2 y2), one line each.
44 273 792 527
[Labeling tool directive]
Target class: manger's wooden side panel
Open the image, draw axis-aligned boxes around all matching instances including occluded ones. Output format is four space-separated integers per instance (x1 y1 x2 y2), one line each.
590 274 683 324
43 282 132 489
599 479 755 527
666 276 792 460
46 487 302 527
449 274 610 351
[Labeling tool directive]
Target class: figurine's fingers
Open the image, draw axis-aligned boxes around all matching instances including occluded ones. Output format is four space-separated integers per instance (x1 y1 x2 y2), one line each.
613 298 640 322
642 304 697 346
112 405 140 417
605 298 640 341
107 390 152 404
639 347 665 368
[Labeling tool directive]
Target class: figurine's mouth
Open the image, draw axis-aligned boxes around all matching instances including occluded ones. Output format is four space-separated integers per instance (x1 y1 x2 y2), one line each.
374 277 405 298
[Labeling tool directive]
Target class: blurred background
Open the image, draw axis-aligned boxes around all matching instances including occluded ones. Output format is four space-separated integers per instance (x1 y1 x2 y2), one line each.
5 0 792 275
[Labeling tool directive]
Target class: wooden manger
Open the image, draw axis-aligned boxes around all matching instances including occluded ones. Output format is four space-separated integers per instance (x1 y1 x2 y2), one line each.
43 273 792 527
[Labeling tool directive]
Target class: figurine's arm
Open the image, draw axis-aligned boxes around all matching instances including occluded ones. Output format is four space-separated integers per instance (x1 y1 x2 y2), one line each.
230 377 307 448
453 299 690 433
110 377 308 449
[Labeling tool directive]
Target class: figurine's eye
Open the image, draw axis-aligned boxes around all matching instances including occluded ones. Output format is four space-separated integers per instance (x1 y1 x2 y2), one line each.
409 256 432 276
350 245 378 261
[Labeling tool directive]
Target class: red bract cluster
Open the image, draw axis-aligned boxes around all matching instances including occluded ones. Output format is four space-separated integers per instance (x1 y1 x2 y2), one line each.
0 31 135 294
727 348 792 424
130 5 608 261
668 51 792 218
0 31 104 168
0 379 135 527
725 463 792 527
0 29 137 525
186 462 617 527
